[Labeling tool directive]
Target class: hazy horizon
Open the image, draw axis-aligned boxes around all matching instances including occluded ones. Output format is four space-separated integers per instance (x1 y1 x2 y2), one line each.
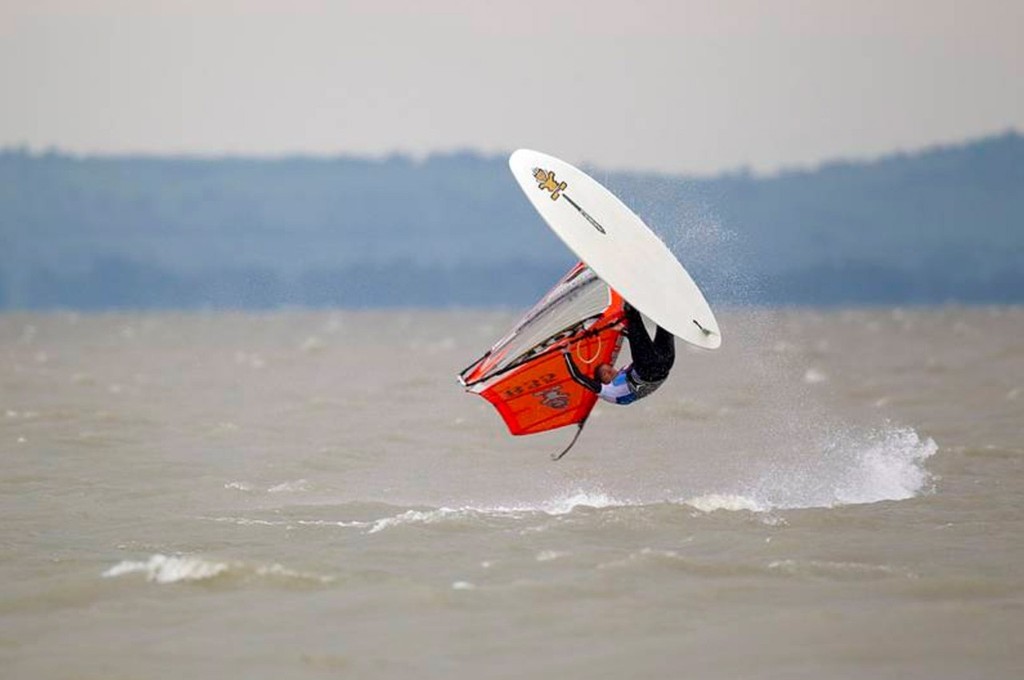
3 1 1022 174
5 128 1020 180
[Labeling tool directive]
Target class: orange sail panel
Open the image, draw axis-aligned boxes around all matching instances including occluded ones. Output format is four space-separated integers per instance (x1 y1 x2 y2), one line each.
477 325 622 435
459 263 625 436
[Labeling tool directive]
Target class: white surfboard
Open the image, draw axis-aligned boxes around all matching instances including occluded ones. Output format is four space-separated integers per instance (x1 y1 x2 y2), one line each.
509 149 721 350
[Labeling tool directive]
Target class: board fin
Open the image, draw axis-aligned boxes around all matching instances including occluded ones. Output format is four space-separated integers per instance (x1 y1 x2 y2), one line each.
692 318 714 336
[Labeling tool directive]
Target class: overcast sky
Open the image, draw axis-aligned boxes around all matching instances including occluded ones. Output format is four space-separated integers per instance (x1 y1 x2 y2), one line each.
2 0 1021 174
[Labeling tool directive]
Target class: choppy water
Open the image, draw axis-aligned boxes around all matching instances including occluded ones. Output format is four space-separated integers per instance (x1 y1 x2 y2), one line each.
2 307 1022 679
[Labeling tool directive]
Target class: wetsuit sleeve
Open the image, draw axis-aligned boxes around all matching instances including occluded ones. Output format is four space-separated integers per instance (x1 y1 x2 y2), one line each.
563 351 601 394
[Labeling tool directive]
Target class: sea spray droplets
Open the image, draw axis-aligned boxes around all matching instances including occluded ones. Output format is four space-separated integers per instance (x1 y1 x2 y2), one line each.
751 425 937 511
830 426 937 505
681 426 937 514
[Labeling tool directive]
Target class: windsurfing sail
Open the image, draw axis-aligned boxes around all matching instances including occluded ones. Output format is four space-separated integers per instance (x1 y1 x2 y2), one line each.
459 148 721 457
459 262 626 436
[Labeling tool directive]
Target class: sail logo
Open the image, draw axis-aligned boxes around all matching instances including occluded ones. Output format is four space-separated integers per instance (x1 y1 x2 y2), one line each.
533 168 567 201
535 385 570 410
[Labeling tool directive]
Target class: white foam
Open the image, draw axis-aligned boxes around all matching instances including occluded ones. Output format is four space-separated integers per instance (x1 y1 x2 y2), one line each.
102 554 334 585
768 559 916 580
367 508 458 534
477 490 631 518
528 490 628 515
222 479 312 494
359 490 631 534
254 563 334 583
209 516 281 526
268 479 311 494
803 368 828 384
536 550 569 562
207 516 368 530
685 494 768 513
103 554 229 584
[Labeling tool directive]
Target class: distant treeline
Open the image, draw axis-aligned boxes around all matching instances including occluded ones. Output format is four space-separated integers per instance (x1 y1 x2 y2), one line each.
14 257 567 310
1 132 1022 309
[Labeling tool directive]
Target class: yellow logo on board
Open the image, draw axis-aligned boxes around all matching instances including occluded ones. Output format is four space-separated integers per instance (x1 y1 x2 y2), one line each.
533 168 567 201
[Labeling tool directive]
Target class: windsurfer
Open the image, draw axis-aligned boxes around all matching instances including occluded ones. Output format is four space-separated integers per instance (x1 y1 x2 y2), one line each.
564 304 675 405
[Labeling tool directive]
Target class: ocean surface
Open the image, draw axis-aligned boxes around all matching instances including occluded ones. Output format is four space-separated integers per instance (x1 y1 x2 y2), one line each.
2 307 1022 679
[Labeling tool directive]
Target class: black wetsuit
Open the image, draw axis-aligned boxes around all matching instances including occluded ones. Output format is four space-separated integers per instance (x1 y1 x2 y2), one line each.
623 303 675 382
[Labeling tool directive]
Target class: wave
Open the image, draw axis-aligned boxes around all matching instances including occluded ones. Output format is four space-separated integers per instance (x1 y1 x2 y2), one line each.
204 426 937 534
102 554 334 586
684 494 769 513
223 479 311 494
357 491 633 534
206 490 634 535
768 559 918 581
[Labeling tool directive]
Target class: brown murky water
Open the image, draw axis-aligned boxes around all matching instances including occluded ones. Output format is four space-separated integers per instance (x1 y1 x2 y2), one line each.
2 307 1021 679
